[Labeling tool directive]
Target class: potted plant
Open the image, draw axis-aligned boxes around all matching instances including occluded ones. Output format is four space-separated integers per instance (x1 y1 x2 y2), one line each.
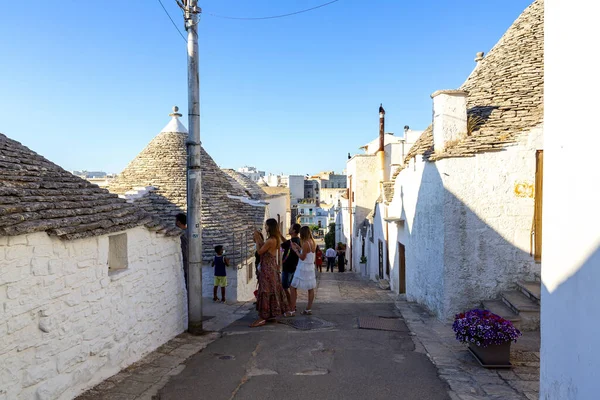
452 309 522 368
359 255 367 264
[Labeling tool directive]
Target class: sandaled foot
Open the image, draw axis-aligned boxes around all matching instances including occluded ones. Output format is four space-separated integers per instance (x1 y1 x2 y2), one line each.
249 319 266 328
301 309 312 315
213 297 219 302
284 311 296 317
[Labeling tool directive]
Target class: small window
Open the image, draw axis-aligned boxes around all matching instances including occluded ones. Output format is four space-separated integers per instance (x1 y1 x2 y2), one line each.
108 233 128 272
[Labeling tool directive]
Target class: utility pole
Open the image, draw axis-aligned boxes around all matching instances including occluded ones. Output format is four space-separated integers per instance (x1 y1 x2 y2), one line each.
182 0 203 334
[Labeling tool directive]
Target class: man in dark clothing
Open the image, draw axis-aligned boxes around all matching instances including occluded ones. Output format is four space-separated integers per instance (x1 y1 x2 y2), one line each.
175 213 188 291
280 223 301 306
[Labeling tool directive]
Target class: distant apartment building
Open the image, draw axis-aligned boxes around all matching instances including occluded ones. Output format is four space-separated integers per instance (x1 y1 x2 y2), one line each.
281 175 305 202
237 165 265 183
296 202 330 229
304 179 318 200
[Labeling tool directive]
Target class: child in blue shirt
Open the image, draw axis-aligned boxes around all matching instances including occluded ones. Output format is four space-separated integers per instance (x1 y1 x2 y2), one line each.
212 245 230 303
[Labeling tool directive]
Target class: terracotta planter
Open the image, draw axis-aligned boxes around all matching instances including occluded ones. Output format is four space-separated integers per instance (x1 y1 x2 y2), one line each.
468 341 512 368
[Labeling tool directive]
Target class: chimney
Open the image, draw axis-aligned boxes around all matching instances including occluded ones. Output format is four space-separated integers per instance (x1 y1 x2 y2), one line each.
431 90 468 153
378 103 385 152
474 51 484 64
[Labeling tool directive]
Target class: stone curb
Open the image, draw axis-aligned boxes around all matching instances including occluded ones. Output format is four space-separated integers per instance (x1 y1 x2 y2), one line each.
393 296 539 400
74 331 222 400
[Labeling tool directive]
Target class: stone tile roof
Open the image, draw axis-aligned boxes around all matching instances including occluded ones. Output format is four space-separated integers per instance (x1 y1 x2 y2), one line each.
221 169 266 200
108 114 265 263
405 0 544 163
0 133 176 240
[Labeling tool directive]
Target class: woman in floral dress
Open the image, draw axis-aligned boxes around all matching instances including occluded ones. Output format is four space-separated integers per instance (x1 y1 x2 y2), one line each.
251 218 290 327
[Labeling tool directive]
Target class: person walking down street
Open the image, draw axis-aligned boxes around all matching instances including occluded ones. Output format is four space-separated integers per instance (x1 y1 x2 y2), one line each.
175 213 188 290
315 245 323 273
288 226 318 316
251 219 290 327
212 246 230 303
325 246 337 272
280 224 301 307
337 242 346 273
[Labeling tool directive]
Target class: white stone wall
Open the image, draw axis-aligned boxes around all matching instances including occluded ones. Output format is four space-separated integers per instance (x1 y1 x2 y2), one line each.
540 18 600 396
346 155 380 272
386 125 543 320
266 195 289 236
0 227 187 400
390 158 446 316
439 125 543 319
201 255 257 303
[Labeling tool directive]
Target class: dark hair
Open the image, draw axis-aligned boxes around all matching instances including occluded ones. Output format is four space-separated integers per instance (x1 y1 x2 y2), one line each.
175 213 187 225
265 218 282 248
292 223 301 235
214 245 223 254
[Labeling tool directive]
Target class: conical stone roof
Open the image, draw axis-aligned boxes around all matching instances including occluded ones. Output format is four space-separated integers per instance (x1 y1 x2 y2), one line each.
404 0 544 162
222 169 267 200
0 133 177 240
108 108 266 262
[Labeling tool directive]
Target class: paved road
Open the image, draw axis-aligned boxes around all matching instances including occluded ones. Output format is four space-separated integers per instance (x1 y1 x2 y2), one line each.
158 272 450 400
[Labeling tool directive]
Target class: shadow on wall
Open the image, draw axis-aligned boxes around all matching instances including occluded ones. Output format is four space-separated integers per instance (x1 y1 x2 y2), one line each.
540 245 600 400
403 160 536 320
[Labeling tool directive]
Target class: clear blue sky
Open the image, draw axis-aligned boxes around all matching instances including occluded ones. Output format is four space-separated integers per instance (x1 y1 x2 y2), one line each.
0 0 532 176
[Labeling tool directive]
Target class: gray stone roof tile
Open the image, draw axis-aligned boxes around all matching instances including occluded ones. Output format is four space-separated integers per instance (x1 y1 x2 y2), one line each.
0 133 174 240
405 0 543 163
108 123 265 262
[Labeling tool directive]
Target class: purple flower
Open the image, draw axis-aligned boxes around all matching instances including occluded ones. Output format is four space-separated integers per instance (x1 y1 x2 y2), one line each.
452 308 522 348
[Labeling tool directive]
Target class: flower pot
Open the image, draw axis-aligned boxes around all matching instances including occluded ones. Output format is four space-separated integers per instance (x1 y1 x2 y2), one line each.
467 341 512 368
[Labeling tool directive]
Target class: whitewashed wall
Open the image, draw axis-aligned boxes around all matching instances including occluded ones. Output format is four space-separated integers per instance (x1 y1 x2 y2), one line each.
541 13 600 396
266 194 289 236
345 155 380 272
0 227 187 400
370 203 387 281
391 158 446 316
439 125 543 319
201 257 257 303
387 125 543 320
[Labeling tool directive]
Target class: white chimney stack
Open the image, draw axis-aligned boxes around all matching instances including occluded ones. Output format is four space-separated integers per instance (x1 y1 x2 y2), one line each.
431 90 468 153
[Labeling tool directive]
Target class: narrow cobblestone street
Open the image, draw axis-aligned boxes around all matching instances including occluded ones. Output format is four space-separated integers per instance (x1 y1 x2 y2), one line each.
77 272 540 400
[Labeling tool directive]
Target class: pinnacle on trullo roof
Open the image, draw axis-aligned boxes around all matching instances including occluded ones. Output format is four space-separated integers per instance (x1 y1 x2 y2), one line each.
108 107 266 262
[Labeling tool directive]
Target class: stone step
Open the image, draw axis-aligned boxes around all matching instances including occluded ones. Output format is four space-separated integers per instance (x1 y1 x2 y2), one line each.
481 300 521 329
501 290 540 331
516 280 541 305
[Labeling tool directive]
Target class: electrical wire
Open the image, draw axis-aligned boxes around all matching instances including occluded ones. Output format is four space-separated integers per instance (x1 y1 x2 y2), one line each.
158 0 187 42
205 0 340 20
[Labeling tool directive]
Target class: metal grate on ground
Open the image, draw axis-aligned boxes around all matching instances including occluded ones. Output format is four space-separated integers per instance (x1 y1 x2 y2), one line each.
357 316 407 332
278 316 336 331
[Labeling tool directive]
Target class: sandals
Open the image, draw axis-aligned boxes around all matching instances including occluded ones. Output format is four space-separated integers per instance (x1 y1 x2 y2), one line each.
249 319 267 328
213 297 219 302
301 309 312 315
284 310 296 317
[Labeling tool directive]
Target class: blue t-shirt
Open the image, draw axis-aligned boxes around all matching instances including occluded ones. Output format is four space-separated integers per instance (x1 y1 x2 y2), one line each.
214 255 227 277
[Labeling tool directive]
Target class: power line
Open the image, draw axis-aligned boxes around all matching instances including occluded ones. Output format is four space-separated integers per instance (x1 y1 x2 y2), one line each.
157 0 187 42
206 0 340 20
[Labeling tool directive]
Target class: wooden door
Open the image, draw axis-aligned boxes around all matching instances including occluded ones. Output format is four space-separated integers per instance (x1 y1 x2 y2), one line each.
534 150 543 261
398 242 406 294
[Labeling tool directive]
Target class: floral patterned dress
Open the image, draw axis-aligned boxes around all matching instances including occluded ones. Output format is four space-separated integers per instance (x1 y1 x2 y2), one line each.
256 251 290 320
